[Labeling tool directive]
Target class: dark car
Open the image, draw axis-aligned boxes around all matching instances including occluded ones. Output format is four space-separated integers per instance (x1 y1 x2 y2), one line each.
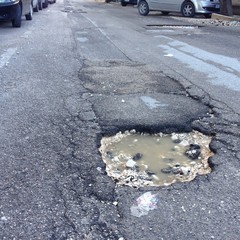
0 0 33 27
48 0 56 4
121 0 137 6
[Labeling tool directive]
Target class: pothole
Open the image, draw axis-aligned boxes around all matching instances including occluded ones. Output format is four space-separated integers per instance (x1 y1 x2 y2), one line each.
61 7 87 13
146 24 202 29
99 130 213 187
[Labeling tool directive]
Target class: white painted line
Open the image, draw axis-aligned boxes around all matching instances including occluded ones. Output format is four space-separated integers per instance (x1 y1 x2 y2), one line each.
77 37 89 42
157 37 240 91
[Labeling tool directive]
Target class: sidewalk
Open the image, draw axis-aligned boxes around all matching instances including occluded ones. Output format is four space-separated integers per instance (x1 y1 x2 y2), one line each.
212 13 240 21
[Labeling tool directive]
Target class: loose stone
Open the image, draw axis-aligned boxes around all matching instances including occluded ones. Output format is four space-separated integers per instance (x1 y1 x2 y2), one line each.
181 167 191 175
179 140 189 146
161 167 173 174
171 134 181 143
185 144 201 160
146 170 155 176
126 159 137 168
172 167 181 174
152 175 159 180
135 165 141 172
133 153 143 161
171 134 178 141
106 151 114 159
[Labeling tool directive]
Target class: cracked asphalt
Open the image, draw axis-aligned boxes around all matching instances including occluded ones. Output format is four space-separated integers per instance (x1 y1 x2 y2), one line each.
0 0 240 239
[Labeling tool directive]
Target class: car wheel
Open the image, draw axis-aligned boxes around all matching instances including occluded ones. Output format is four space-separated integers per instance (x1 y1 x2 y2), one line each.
43 0 48 8
12 3 22 27
121 0 127 6
38 0 43 10
181 1 195 17
204 13 211 18
138 0 149 16
161 11 169 15
34 1 39 12
25 3 33 20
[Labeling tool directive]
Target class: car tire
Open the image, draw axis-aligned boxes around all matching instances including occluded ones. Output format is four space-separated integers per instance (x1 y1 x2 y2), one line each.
43 0 48 8
25 4 33 20
38 0 43 10
204 13 211 18
34 1 39 12
121 1 127 6
181 1 195 17
12 3 22 28
138 0 149 16
161 11 169 15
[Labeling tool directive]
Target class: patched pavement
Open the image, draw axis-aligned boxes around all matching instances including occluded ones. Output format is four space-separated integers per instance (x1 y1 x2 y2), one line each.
77 54 240 239
92 93 209 133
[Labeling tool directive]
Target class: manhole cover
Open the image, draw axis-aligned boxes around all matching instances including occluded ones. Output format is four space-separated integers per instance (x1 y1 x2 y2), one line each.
99 130 213 187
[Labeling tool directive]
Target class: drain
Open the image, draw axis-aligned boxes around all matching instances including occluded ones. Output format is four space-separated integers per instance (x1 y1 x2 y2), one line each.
99 130 213 187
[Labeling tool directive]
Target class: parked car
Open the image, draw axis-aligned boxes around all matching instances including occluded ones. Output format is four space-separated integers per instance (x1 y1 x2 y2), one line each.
137 0 220 17
121 0 137 6
38 0 43 10
32 0 39 12
0 0 33 27
42 0 48 8
48 0 56 4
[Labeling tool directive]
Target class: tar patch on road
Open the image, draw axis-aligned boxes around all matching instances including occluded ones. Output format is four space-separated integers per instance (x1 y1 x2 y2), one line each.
79 59 211 148
91 93 209 134
79 60 185 95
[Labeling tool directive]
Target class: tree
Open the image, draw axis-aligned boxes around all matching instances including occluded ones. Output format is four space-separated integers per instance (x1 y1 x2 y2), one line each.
220 0 233 16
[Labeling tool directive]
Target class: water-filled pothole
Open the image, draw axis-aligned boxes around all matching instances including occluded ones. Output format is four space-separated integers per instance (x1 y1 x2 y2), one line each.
99 130 213 187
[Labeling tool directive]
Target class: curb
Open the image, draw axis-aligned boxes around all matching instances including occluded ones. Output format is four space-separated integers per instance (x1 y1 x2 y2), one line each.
211 13 240 21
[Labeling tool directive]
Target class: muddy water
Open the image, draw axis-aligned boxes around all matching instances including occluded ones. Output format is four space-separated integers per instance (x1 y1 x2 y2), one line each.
100 131 213 187
106 134 191 182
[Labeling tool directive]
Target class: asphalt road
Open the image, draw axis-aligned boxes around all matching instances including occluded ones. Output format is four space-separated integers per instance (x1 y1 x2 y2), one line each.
0 0 240 239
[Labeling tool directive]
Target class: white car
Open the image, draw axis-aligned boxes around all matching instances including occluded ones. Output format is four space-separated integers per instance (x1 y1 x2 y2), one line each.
0 0 33 27
137 0 220 18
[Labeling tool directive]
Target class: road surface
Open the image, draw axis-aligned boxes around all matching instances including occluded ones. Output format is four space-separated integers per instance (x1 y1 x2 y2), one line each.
0 0 239 239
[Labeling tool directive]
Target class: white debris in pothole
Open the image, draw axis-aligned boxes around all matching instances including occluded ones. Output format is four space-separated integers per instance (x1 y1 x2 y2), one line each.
131 191 158 217
99 130 213 188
